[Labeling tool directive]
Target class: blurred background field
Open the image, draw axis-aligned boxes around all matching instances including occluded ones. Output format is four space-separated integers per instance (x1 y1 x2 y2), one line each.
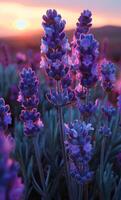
0 25 121 63
0 0 121 64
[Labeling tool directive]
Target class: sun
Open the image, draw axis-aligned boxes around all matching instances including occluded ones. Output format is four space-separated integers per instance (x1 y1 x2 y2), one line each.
15 19 28 30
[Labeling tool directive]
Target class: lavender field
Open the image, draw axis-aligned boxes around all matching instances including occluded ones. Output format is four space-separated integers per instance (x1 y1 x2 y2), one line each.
0 7 121 200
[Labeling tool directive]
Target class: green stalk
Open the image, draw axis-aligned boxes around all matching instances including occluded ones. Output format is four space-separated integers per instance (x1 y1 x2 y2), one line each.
57 81 73 200
99 137 106 200
33 137 48 200
84 183 88 200
78 185 83 200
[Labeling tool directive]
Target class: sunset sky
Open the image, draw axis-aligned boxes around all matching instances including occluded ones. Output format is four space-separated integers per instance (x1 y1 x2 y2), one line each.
0 0 121 37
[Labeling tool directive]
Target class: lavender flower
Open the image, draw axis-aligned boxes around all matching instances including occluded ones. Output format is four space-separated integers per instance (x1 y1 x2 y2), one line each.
18 68 39 109
70 10 93 79
75 10 92 39
0 134 24 200
75 84 87 100
102 104 116 119
68 41 79 76
101 60 116 91
78 101 96 118
46 88 75 107
0 98 12 132
20 109 43 136
76 34 99 88
99 125 111 137
41 9 70 80
64 120 94 184
18 68 43 136
41 9 76 107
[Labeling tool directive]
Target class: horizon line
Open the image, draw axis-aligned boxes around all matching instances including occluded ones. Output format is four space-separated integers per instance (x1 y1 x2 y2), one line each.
0 24 121 38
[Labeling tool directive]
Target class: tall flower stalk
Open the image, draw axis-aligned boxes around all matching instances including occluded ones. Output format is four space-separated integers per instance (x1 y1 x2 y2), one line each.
64 120 94 200
75 34 99 89
101 60 116 92
64 121 94 183
75 10 92 38
71 10 99 124
57 81 73 199
41 9 74 200
70 10 99 198
18 68 47 199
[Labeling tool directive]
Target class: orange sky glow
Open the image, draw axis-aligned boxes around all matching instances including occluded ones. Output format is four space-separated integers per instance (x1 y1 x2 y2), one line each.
0 2 121 37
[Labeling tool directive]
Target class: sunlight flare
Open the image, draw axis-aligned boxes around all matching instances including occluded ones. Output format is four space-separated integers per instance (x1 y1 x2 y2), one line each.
15 19 28 30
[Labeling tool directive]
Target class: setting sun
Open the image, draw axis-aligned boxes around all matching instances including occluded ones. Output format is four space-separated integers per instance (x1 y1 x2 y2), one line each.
15 19 28 30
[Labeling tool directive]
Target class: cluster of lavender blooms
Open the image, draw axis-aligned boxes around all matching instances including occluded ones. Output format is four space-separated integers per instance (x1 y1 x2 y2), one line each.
41 9 75 106
46 88 75 107
75 84 87 100
76 34 99 88
102 104 116 120
71 10 99 88
41 9 70 81
101 60 116 91
0 134 24 200
69 10 99 124
71 10 92 51
75 10 92 38
78 101 96 118
0 98 12 132
18 68 43 136
40 9 121 193
99 126 112 137
64 120 94 184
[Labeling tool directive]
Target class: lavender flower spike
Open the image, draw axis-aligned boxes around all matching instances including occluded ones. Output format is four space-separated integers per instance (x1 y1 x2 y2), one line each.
77 34 99 88
18 68 39 109
101 60 116 91
64 120 94 184
0 98 12 132
71 10 92 75
75 10 92 39
102 104 116 119
78 101 96 118
18 68 43 136
99 125 112 137
46 88 75 107
41 9 70 80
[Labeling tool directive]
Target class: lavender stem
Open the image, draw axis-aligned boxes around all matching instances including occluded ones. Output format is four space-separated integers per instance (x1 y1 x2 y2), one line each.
57 81 73 200
99 137 105 200
84 183 88 200
33 137 48 200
